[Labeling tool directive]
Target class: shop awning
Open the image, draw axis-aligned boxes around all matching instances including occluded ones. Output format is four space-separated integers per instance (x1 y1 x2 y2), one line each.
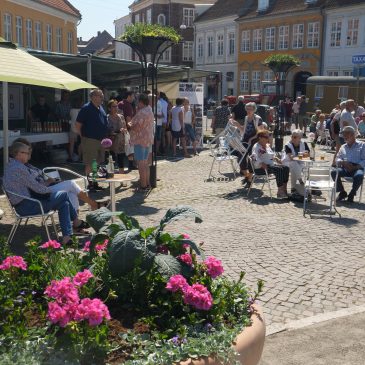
307 76 365 86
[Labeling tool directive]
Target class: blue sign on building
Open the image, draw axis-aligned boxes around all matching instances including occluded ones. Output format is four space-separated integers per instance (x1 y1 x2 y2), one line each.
352 55 365 64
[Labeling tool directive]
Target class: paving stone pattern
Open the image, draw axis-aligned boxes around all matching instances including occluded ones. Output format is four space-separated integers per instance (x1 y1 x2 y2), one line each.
1 150 365 327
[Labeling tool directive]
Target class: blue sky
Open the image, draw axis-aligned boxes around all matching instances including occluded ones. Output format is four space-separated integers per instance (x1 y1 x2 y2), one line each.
75 0 130 40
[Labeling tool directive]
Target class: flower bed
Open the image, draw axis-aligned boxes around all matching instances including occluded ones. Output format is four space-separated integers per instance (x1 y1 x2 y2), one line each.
0 206 264 364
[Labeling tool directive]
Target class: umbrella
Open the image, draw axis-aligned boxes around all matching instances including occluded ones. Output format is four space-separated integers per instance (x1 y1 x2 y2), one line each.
0 38 95 168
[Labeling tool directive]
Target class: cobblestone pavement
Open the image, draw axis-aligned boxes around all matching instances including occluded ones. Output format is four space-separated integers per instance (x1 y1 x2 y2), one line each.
1 148 365 327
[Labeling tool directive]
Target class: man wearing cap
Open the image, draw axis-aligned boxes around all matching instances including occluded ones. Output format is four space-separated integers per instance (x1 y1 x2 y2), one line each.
331 126 365 202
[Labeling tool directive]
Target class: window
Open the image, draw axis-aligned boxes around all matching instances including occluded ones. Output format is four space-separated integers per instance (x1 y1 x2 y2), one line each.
35 22 42 49
315 85 324 99
240 71 249 92
278 25 289 50
146 9 152 24
252 71 261 92
292 24 304 48
307 22 320 48
46 24 52 51
330 21 341 47
265 27 275 50
207 35 214 58
258 0 269 12
228 32 235 56
347 18 359 46
241 30 250 53
197 37 204 59
183 8 194 27
343 70 353 76
16 16 23 46
338 86 348 100
157 14 165 25
67 31 73 53
135 14 140 23
160 49 171 62
4 13 12 41
263 70 274 81
227 72 234 82
217 34 224 57
253 29 262 51
183 41 193 61
56 27 62 52
327 70 339 76
26 19 32 48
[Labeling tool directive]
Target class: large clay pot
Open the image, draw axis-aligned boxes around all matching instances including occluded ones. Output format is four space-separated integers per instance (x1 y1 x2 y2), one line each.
178 305 266 365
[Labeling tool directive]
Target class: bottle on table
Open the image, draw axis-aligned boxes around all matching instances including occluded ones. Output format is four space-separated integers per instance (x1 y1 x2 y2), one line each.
107 155 114 178
91 159 98 182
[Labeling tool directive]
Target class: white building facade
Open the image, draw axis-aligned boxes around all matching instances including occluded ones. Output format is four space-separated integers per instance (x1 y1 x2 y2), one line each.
323 3 365 77
195 15 238 98
114 14 132 61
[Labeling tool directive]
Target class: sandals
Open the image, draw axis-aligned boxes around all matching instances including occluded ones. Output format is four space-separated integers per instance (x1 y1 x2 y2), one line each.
73 220 91 235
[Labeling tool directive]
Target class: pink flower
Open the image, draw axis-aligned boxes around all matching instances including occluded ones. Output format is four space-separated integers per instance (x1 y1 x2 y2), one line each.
182 233 190 239
44 277 79 305
183 283 213 311
83 241 91 252
0 256 27 271
40 240 61 249
101 138 113 148
177 253 193 266
95 239 109 251
182 244 190 251
157 245 169 254
74 298 111 326
166 274 189 293
73 269 93 287
203 256 224 279
47 301 71 327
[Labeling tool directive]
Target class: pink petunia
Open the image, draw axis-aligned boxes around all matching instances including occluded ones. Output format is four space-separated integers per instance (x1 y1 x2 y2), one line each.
177 253 193 266
74 298 111 326
44 277 79 305
183 283 213 311
203 256 224 279
73 269 94 287
182 233 190 239
47 301 72 327
166 274 189 293
40 240 61 249
0 256 27 271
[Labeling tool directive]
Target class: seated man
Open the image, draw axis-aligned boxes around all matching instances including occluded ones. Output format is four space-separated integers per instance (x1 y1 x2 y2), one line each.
3 141 89 245
331 126 365 202
357 113 365 137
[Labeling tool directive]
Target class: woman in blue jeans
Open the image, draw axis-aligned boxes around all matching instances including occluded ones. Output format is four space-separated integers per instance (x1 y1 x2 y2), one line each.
3 141 88 245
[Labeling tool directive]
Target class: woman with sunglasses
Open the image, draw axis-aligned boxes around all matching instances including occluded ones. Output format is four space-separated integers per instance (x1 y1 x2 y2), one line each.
251 130 289 198
282 129 310 192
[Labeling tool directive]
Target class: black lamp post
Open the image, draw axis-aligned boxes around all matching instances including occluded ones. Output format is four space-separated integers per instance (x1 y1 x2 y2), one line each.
115 36 177 188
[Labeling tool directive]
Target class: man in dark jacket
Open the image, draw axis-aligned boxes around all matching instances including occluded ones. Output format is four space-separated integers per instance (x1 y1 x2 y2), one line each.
231 96 247 125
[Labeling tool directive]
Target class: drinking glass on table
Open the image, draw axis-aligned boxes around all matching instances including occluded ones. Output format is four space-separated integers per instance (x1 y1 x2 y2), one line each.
298 152 303 160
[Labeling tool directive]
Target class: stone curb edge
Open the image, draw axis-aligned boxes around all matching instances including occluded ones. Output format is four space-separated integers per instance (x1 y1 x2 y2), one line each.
266 304 365 336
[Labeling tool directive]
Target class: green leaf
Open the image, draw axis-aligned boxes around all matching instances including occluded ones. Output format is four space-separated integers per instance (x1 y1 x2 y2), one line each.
181 239 205 259
141 227 157 239
154 254 182 280
86 207 119 232
118 212 141 230
159 206 202 230
100 222 127 236
108 229 155 276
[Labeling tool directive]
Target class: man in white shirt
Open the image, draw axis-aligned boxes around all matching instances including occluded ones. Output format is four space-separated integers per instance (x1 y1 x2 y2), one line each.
159 92 168 153
340 99 357 143
156 95 165 155
292 97 301 129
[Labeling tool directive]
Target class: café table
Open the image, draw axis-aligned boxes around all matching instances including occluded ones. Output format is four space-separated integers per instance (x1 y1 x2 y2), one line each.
96 173 138 213
292 156 331 180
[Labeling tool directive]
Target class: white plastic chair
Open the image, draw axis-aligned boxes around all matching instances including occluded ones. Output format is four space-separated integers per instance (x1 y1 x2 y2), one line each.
3 187 59 244
247 156 276 199
303 166 339 217
323 129 334 150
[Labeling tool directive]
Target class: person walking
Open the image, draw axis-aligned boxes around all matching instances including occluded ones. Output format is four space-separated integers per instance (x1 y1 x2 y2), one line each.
183 97 198 156
211 99 231 135
75 89 109 190
171 98 189 158
298 95 308 137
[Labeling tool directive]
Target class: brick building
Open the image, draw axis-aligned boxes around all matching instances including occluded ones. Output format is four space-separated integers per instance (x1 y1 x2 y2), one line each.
0 0 80 54
128 0 215 67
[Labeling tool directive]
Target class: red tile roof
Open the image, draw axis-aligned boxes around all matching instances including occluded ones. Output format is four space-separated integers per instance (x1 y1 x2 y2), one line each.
37 0 81 18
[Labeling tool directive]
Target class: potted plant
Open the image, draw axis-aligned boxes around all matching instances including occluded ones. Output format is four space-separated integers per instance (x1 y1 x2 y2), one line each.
263 54 300 74
118 23 182 55
0 206 265 365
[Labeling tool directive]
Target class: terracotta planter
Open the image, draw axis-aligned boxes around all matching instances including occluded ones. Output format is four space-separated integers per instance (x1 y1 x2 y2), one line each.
178 305 266 365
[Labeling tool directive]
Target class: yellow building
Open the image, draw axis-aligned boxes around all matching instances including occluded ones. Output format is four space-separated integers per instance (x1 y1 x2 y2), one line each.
0 0 80 54
236 0 326 99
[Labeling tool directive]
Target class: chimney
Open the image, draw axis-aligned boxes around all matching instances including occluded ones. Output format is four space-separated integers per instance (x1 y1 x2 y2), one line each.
97 31 101 36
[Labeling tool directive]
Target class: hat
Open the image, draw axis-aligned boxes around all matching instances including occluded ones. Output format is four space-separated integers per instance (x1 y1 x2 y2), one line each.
238 95 244 101
342 126 355 134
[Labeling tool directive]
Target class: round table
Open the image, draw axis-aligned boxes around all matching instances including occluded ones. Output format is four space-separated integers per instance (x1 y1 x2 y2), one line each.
96 173 138 213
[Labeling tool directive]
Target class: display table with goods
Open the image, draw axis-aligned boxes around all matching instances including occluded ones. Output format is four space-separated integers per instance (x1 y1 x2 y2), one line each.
0 206 265 365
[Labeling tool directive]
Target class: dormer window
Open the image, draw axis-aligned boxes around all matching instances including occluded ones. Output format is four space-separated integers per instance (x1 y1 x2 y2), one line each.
258 0 269 12
305 0 317 4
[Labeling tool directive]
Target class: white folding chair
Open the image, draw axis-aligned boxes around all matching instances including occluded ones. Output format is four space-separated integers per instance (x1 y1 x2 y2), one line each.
247 156 276 199
42 167 88 191
226 127 249 167
303 166 339 217
207 136 237 180
323 129 334 150
2 187 59 244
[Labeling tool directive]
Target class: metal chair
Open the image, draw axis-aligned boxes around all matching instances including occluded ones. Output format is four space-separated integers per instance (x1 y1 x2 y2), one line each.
247 156 276 199
323 129 334 150
225 127 249 167
207 135 238 180
338 172 364 203
303 166 339 217
2 187 59 244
